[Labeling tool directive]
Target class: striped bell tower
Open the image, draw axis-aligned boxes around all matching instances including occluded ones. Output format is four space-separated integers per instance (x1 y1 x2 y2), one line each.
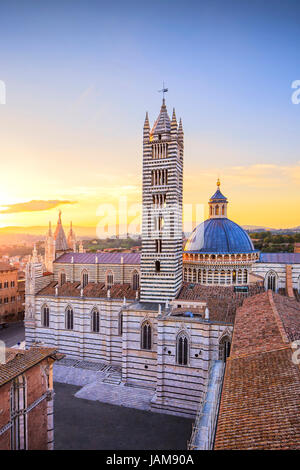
140 97 183 303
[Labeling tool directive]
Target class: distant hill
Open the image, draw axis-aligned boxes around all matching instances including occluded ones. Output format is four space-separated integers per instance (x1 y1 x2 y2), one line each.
0 226 139 245
0 225 98 245
242 225 272 231
242 225 300 233
0 223 299 246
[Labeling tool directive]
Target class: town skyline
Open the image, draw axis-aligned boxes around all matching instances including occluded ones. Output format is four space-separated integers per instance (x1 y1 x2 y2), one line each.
1 1 300 230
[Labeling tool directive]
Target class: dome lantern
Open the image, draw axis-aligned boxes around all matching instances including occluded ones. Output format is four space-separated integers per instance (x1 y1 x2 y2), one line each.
208 179 228 219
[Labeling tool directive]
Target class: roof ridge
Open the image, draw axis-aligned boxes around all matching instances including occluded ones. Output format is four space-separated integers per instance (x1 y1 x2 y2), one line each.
229 343 291 361
267 290 290 344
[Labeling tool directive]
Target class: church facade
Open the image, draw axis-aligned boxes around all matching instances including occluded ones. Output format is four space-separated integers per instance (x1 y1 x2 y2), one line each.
25 98 300 418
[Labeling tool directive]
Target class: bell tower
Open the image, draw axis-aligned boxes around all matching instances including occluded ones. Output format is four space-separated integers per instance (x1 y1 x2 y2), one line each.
140 95 183 303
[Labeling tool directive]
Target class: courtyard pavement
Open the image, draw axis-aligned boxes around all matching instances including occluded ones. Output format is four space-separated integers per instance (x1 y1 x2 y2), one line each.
54 359 155 410
54 382 193 450
0 321 25 347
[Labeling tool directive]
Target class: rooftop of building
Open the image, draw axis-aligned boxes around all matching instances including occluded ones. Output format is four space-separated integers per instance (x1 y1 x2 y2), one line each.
259 252 300 264
0 262 17 272
175 282 264 324
54 252 141 265
37 281 138 300
0 347 62 387
214 290 300 450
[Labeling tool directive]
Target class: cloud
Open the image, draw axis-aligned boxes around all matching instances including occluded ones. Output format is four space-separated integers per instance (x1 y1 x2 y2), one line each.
0 200 77 214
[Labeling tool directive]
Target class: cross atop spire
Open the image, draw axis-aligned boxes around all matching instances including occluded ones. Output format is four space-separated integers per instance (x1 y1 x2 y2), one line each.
158 82 168 104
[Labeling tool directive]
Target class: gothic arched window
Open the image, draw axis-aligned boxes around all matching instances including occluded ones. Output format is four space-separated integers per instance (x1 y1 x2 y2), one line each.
215 205 219 215
106 270 114 289
219 336 231 362
267 271 277 292
42 304 49 327
118 311 123 335
91 308 100 333
141 321 152 350
132 270 140 290
10 375 27 450
81 270 88 288
59 271 66 286
65 306 73 330
176 332 189 365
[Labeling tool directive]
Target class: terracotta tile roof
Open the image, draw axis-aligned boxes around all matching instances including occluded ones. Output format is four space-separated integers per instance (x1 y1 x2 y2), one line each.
176 282 264 324
215 348 300 450
37 281 138 300
214 290 300 450
273 294 300 342
0 262 16 272
230 291 287 357
0 347 61 387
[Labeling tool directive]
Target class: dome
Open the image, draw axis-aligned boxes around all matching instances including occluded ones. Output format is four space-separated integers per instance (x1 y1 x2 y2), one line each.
184 218 256 254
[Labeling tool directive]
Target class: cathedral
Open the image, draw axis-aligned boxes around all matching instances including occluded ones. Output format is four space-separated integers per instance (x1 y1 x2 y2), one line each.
25 98 300 418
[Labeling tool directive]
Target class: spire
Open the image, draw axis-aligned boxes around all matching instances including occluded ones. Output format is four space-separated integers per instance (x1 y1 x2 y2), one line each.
143 111 150 141
47 221 52 237
217 178 221 188
67 221 76 250
54 210 68 252
32 243 38 263
150 100 171 136
144 111 150 129
171 108 177 135
178 118 183 135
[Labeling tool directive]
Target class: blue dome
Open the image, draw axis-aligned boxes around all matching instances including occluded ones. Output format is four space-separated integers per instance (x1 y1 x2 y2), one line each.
184 218 256 254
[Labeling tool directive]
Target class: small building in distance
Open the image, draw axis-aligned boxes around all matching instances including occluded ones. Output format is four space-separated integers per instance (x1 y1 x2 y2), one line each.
0 347 62 450
17 271 26 319
295 242 300 254
0 263 24 325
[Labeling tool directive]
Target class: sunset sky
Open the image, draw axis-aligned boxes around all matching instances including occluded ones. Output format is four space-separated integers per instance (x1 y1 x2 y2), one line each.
0 0 300 236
